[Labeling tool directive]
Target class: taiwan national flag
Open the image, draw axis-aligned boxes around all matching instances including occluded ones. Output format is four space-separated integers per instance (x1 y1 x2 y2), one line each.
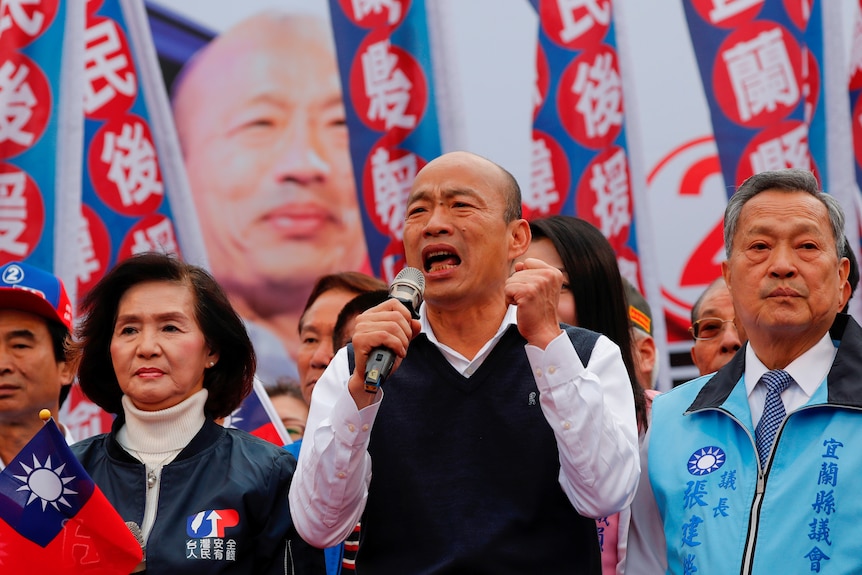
0 418 142 572
222 378 292 446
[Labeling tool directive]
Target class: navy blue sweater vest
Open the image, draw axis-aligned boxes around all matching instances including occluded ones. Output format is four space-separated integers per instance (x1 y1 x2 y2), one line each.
352 325 603 574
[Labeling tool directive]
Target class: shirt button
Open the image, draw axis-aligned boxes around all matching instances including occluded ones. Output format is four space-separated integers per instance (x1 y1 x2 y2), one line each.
535 368 543 377
362 424 369 432
562 421 572 430
348 424 356 433
548 366 557 375
336 472 346 479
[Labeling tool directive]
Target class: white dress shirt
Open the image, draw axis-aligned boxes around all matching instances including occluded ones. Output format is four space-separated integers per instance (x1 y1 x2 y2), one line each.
744 332 836 427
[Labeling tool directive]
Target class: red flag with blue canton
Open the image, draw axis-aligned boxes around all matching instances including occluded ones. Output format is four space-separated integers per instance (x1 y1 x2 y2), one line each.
222 378 291 446
0 418 142 572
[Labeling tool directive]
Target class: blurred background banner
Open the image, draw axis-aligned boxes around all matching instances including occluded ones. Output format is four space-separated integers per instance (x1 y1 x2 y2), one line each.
0 0 81 283
528 0 648 348
78 0 205 302
681 0 826 190
16 1 862 440
328 0 442 282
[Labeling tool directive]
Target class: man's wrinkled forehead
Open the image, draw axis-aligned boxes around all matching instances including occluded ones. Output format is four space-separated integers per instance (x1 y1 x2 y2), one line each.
407 160 498 205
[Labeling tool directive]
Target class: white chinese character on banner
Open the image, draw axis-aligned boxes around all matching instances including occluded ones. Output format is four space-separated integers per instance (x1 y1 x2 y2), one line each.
590 149 630 238
557 0 610 43
75 214 100 285
64 399 107 440
130 218 177 255
750 123 809 173
723 28 799 122
84 19 136 114
0 0 44 38
708 0 763 24
0 171 27 256
352 0 401 25
0 60 36 146
370 147 417 238
533 79 544 112
572 51 622 139
800 46 814 123
362 39 417 130
527 138 560 214
100 121 163 207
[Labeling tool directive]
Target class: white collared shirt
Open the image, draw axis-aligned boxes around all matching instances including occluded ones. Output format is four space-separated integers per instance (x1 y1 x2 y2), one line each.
744 332 836 427
420 303 518 377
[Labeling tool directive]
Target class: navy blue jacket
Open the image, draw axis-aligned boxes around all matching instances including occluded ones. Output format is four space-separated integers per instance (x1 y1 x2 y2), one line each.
73 417 324 574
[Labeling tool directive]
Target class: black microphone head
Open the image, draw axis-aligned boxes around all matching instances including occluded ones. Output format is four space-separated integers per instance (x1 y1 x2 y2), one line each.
390 266 425 318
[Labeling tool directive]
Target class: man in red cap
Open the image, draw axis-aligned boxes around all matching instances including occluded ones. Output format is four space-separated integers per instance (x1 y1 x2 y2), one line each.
0 261 74 468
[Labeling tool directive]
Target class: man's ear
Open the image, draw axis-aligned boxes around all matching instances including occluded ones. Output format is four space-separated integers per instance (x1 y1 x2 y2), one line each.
838 256 851 311
635 335 657 381
508 219 531 261
721 260 731 293
690 346 705 377
59 362 75 386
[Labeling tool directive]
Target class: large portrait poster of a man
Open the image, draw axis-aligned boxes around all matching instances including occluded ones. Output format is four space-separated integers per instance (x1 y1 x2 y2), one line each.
147 0 370 387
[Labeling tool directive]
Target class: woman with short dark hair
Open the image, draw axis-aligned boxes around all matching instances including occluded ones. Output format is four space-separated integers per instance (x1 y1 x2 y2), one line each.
70 252 322 574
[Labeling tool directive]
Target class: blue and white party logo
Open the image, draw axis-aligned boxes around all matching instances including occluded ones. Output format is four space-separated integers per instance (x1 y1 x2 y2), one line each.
687 446 726 476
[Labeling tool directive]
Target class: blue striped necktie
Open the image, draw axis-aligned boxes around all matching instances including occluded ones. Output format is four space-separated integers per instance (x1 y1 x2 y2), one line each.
754 369 793 468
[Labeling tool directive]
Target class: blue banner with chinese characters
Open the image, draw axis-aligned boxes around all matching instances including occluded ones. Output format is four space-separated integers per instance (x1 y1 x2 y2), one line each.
79 0 185 297
683 0 826 192
529 0 643 290
0 0 77 273
328 0 442 282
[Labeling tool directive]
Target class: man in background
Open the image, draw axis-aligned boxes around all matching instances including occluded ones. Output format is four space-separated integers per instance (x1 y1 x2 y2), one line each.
172 11 369 386
688 277 745 376
296 273 386 406
0 261 74 467
623 278 658 390
287 271 384 575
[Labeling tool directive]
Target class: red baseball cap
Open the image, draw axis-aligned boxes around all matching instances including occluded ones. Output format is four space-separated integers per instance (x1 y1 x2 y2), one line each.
0 261 73 331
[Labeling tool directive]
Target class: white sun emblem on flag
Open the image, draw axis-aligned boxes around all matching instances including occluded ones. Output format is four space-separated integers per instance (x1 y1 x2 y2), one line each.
687 446 727 476
222 409 243 429
13 454 78 511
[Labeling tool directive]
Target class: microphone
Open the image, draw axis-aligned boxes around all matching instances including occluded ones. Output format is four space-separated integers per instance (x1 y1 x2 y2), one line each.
364 266 425 393
125 521 146 572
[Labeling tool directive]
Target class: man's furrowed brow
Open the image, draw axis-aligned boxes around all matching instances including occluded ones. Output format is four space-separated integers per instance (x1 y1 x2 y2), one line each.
408 187 482 205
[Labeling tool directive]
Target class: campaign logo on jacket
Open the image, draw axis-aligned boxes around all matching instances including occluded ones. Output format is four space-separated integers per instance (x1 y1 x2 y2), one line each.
688 445 727 476
184 509 240 562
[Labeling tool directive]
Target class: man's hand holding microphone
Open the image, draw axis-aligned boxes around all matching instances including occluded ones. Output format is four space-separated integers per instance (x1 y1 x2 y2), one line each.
347 268 424 409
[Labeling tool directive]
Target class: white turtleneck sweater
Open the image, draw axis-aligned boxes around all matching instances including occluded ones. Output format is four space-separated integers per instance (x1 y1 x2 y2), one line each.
117 388 208 545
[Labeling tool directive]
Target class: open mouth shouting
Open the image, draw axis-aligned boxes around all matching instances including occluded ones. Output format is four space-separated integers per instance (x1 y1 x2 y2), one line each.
423 246 462 273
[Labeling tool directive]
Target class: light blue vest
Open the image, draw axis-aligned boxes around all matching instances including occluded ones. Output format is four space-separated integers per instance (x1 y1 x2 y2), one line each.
649 314 862 575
